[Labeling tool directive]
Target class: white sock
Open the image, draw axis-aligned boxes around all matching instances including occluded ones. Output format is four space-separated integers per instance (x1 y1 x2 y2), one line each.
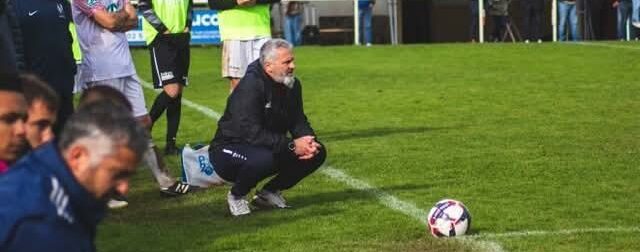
144 145 175 188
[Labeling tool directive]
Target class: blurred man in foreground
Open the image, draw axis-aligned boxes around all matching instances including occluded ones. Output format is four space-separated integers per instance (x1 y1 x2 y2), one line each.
0 101 148 251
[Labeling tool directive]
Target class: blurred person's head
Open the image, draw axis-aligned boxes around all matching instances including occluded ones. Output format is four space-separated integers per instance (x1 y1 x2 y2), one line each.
21 74 59 148
79 85 132 112
260 39 296 88
58 101 148 200
0 72 28 164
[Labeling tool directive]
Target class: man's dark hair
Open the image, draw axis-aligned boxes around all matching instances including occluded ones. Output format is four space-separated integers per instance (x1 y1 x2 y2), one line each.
0 70 21 93
78 85 133 112
58 100 148 160
20 74 59 112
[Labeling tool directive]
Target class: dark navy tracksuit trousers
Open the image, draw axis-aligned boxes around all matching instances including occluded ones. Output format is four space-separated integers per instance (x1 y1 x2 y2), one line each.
210 143 326 197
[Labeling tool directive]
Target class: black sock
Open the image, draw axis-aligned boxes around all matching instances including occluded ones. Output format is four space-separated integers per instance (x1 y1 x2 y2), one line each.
149 91 171 123
166 93 182 143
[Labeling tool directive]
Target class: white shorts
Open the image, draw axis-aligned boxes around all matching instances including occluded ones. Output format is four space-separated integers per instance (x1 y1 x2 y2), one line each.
86 75 148 118
221 37 270 79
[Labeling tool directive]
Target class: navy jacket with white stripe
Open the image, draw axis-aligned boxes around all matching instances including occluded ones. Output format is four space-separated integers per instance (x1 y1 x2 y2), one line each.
0 142 106 252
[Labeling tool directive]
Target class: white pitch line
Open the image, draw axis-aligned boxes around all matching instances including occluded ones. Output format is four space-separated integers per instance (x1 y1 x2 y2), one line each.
320 166 428 224
139 80 504 251
470 227 640 239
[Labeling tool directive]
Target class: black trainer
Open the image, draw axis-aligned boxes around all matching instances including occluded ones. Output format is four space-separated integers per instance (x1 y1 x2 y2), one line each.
160 181 191 197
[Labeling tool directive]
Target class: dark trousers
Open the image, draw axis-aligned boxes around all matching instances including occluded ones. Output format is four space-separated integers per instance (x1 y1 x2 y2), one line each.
491 15 508 41
521 0 544 41
470 0 479 41
210 143 327 197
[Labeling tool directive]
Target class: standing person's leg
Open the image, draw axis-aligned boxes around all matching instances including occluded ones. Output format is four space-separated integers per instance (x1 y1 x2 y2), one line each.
569 4 580 40
521 1 533 41
558 2 569 41
148 36 184 154
470 0 479 41
491 15 499 41
284 15 295 45
164 34 190 155
221 40 241 92
292 14 303 46
620 0 633 39
618 2 626 39
358 8 365 44
363 6 373 45
532 1 544 41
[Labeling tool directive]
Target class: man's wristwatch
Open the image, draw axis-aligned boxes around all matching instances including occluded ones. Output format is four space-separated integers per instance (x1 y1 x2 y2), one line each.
288 141 296 153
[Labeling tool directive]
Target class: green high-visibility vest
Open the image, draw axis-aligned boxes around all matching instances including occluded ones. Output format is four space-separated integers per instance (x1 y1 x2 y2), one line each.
218 5 271 41
142 0 191 45
69 22 82 63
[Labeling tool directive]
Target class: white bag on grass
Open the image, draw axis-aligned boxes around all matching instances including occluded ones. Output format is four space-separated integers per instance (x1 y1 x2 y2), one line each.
180 144 226 187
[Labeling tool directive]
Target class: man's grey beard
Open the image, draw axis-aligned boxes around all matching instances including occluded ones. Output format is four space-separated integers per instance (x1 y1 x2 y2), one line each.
274 73 296 89
282 75 295 88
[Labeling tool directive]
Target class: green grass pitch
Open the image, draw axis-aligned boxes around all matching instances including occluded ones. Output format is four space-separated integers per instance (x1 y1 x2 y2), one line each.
97 42 640 251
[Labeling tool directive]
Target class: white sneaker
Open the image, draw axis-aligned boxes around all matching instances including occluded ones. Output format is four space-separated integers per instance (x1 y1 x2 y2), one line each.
227 191 251 216
633 21 640 28
252 190 289 209
108 198 128 209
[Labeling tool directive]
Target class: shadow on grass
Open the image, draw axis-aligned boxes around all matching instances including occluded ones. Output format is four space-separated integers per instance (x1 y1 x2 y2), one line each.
319 126 463 142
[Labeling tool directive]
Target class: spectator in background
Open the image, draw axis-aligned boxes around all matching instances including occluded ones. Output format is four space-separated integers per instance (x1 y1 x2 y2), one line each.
21 74 59 149
0 101 148 251
358 0 375 46
283 1 304 46
209 39 326 216
0 73 27 174
558 0 580 41
12 0 76 134
521 0 544 43
208 0 280 92
614 0 635 39
488 0 510 42
139 0 193 155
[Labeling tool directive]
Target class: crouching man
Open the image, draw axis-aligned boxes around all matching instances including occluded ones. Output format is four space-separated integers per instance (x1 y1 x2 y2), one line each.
0 100 148 251
210 38 326 216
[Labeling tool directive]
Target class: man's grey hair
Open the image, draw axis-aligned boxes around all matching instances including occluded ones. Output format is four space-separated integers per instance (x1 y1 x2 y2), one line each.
58 100 149 164
259 38 293 66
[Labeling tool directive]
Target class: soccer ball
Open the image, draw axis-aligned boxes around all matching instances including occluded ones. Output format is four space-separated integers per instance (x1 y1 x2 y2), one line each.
426 199 471 237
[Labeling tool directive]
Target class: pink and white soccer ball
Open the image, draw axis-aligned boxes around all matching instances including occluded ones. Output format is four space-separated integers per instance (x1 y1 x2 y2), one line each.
426 199 471 237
